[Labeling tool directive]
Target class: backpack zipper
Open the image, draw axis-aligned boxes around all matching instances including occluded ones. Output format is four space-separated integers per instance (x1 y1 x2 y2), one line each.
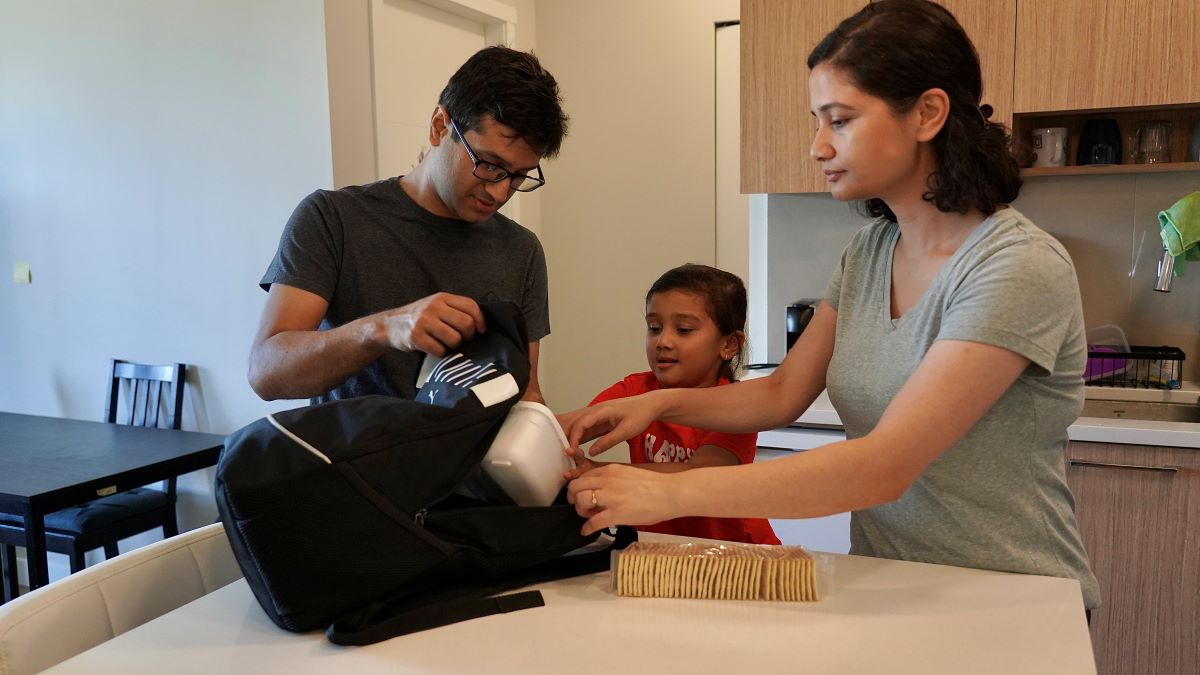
413 508 428 526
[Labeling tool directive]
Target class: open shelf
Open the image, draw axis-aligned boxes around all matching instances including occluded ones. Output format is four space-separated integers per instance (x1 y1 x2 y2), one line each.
1021 161 1200 178
1012 103 1200 178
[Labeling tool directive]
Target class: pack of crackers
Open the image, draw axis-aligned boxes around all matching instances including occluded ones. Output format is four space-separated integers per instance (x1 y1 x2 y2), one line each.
611 541 824 601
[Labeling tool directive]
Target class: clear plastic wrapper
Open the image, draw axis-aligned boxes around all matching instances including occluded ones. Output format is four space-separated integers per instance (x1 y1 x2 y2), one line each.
610 541 833 601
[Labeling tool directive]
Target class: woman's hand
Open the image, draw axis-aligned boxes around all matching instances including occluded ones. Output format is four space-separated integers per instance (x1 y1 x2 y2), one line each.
567 464 678 536
559 394 662 457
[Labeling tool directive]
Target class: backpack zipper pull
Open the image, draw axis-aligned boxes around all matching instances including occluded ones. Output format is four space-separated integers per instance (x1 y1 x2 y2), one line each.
414 508 427 526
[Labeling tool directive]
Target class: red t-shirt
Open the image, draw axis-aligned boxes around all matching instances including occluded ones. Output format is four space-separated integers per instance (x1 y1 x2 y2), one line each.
589 372 780 545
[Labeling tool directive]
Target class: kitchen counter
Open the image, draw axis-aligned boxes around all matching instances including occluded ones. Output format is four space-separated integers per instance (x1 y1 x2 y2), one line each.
46 534 1095 675
748 370 1200 449
797 389 1200 449
1067 415 1200 448
1071 384 1200 448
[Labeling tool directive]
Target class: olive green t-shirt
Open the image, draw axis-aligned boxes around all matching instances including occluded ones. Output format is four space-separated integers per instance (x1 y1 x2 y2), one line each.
823 206 1100 609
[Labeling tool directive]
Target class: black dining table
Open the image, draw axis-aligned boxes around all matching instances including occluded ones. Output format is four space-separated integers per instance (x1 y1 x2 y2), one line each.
0 411 225 592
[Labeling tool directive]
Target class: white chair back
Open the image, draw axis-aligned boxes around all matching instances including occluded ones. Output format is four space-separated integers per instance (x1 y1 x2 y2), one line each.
0 522 241 675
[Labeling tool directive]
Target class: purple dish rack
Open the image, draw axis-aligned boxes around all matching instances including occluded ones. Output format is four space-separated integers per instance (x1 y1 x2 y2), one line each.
1084 345 1185 390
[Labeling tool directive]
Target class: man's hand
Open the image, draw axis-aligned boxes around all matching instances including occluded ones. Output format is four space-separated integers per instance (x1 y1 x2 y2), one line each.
381 292 486 356
250 286 490 401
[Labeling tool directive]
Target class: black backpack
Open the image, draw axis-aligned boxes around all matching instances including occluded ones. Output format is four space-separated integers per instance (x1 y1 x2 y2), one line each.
215 302 634 644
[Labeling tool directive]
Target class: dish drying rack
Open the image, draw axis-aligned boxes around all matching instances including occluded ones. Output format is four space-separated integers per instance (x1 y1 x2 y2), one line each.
1084 346 1186 390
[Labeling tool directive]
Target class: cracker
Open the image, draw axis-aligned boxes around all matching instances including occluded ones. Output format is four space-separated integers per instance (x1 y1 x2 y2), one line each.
614 541 819 601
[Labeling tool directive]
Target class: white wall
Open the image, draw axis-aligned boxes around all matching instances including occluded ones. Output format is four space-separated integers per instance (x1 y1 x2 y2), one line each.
0 0 332 429
756 196 866 364
0 0 334 577
535 0 740 416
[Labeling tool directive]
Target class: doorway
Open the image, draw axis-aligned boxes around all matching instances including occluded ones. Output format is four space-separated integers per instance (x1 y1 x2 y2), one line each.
325 0 522 220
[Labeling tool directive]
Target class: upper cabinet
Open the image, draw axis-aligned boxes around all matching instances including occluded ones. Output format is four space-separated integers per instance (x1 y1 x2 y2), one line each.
742 0 1200 193
741 0 863 194
938 0 1017 131
1014 0 1200 112
741 0 1016 194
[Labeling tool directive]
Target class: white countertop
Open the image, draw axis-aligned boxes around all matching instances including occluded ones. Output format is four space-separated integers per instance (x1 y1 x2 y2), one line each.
46 535 1095 675
1066 415 1200 448
747 369 1200 449
1071 384 1200 448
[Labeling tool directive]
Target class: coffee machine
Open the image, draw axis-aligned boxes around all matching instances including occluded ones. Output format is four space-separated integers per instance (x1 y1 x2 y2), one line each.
786 300 817 350
744 300 819 370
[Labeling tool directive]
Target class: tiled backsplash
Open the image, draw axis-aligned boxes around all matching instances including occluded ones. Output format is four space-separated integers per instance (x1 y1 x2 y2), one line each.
757 172 1199 382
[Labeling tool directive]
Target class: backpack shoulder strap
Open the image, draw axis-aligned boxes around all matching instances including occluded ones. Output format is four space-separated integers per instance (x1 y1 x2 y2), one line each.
326 526 637 646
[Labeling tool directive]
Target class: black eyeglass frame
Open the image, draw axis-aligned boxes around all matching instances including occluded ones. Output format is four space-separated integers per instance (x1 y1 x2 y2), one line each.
448 117 546 193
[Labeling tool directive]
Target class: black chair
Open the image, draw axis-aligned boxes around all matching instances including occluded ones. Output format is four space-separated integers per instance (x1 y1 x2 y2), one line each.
1 543 16 604
0 360 188 597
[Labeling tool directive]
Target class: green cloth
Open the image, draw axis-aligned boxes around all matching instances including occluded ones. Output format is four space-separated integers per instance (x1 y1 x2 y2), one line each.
1158 191 1200 276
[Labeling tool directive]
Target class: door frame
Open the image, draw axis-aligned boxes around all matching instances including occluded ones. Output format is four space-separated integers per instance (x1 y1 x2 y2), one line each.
324 0 518 189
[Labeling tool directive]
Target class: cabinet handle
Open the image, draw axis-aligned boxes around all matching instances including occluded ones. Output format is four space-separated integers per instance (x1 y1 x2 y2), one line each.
1068 459 1179 473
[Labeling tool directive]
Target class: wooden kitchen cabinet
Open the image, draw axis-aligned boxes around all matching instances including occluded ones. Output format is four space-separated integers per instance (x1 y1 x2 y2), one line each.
937 0 1016 132
1065 441 1200 675
1014 0 1200 112
740 0 1016 194
740 0 861 194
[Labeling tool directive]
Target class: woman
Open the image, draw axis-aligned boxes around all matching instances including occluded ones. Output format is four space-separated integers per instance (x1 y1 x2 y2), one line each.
561 0 1099 610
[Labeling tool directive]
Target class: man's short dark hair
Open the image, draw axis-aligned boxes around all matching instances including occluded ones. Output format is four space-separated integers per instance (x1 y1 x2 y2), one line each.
438 46 568 158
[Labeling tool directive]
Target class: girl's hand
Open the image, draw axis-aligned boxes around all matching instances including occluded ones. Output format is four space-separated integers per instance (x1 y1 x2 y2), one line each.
559 395 661 457
563 446 602 480
567 464 677 536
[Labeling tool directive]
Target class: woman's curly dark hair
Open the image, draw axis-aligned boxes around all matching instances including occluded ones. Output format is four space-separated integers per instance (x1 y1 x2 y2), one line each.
807 0 1021 222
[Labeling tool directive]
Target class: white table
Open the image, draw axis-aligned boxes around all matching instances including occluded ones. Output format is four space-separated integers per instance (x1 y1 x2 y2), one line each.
46 545 1095 674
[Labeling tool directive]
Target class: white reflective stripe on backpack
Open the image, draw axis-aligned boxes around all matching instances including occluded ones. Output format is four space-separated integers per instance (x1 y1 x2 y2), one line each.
267 413 332 464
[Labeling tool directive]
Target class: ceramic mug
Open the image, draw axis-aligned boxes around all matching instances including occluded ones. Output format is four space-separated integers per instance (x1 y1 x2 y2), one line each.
1032 127 1068 167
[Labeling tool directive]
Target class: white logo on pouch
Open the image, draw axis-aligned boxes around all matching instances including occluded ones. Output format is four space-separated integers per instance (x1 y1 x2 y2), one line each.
424 352 519 407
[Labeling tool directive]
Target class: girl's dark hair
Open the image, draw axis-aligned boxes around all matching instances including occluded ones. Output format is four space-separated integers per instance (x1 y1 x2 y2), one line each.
646 264 747 381
439 46 568 158
807 0 1021 222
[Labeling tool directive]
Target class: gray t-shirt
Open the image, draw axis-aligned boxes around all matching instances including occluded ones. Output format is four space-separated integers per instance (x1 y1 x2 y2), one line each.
261 177 550 404
823 206 1100 609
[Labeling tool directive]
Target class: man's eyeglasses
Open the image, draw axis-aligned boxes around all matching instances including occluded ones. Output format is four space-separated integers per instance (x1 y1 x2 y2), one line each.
448 117 546 193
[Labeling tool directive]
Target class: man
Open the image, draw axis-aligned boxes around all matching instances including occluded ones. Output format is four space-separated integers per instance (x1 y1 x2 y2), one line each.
249 46 565 404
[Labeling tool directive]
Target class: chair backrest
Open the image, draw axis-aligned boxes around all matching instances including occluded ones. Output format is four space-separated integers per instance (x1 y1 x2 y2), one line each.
0 522 242 675
105 360 187 430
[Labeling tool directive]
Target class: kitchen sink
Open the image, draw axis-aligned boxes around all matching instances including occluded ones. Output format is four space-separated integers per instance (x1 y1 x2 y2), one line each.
1080 399 1200 423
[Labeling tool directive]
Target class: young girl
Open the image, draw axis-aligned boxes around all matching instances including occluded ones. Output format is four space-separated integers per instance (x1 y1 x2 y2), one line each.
565 264 779 545
562 0 1099 613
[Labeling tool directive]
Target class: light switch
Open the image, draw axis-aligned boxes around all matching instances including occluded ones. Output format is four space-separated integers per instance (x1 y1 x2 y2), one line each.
13 261 31 284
